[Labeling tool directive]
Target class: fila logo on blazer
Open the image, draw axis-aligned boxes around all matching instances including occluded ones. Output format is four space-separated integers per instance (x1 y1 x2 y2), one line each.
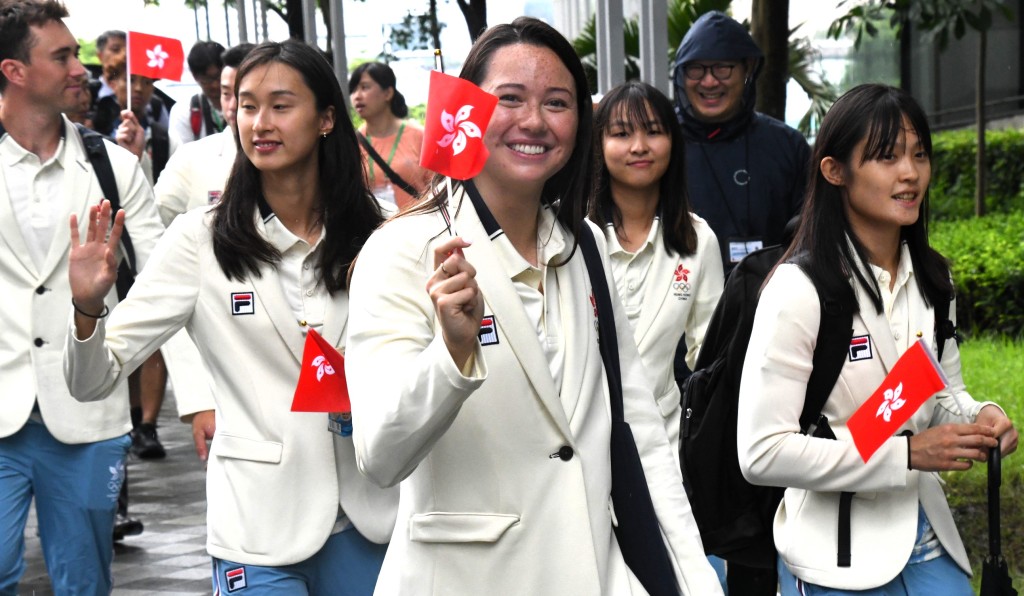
231 292 255 316
849 335 873 361
478 315 499 346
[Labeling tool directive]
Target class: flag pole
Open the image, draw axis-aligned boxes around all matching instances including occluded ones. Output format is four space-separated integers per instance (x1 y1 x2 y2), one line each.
434 48 457 237
125 34 133 115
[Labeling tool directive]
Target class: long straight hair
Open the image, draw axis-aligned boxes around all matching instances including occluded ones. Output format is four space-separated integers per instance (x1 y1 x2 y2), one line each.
401 17 594 246
781 83 953 313
211 40 383 294
590 81 697 257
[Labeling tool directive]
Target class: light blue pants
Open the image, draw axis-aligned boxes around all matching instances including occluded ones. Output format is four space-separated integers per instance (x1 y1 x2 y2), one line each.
212 526 387 595
0 419 130 596
777 551 972 595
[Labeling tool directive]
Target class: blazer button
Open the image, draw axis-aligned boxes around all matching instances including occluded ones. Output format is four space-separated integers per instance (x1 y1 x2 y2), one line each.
557 446 574 461
33 338 44 347
35 286 47 294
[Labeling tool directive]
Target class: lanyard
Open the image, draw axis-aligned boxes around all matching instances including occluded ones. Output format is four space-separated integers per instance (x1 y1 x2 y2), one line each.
366 121 406 187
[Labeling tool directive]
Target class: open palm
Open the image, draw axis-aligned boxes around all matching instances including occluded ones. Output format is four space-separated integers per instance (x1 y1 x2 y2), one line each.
69 200 124 310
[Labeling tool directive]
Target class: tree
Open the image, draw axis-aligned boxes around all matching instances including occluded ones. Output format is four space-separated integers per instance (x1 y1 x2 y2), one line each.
750 0 788 120
455 0 487 42
828 0 1014 217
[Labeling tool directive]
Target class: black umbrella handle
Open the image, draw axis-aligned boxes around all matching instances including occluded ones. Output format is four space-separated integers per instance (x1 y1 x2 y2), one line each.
989 446 1002 558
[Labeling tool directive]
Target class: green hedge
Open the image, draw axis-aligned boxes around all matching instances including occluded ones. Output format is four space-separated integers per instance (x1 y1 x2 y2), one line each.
930 211 1024 338
930 128 1024 221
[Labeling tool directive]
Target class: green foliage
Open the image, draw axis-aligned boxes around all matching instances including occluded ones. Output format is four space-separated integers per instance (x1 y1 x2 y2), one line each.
930 212 1024 337
828 0 1015 50
78 38 99 66
944 335 1024 592
929 128 1024 221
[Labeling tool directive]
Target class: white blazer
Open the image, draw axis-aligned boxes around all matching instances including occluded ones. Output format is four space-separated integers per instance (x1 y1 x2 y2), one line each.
154 129 236 226
602 215 723 451
737 256 991 590
0 116 164 444
65 208 397 566
346 187 722 596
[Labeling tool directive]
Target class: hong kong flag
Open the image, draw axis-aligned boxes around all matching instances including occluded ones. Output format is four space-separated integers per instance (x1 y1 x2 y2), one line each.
290 329 350 413
127 31 184 81
419 70 498 180
847 339 948 462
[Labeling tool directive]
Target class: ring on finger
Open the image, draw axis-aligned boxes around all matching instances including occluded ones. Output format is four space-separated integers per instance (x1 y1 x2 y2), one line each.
440 262 449 276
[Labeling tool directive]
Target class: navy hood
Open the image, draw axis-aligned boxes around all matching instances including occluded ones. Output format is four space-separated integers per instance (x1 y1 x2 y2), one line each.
672 11 764 141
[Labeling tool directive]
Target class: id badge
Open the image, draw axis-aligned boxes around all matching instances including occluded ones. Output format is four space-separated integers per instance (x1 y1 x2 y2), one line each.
328 412 352 437
728 237 763 263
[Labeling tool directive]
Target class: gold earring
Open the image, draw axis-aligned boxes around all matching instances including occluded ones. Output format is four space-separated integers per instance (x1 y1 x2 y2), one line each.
320 130 328 138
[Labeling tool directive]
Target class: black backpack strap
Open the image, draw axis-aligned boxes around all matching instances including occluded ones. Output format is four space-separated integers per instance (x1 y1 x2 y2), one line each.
356 132 419 197
933 294 957 362
578 225 623 421
148 122 170 183
75 124 137 277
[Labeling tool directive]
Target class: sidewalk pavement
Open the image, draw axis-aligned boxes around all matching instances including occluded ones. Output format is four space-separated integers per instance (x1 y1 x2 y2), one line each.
18 388 211 595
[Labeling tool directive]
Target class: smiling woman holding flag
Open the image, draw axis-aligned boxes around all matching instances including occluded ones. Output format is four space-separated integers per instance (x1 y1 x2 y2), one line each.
345 16 721 596
737 84 1018 595
63 40 396 595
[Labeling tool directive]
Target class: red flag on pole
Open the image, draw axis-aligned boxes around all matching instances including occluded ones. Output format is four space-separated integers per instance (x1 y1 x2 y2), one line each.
127 31 185 81
419 70 498 180
846 339 948 462
291 329 350 413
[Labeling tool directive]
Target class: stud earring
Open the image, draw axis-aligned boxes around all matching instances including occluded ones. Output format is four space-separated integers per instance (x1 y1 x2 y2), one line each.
320 130 328 138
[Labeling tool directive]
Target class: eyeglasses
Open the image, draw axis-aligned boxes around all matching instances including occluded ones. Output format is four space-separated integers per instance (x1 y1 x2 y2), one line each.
680 63 737 82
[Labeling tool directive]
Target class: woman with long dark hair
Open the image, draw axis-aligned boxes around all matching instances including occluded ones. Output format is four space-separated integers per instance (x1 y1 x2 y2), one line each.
590 81 723 452
348 61 431 208
345 17 721 596
737 84 1017 595
65 40 396 595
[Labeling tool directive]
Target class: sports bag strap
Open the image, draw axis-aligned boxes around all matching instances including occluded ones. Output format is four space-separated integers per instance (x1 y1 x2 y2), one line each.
75 124 136 276
356 132 419 198
933 295 957 362
578 224 623 421
837 491 855 567
799 297 853 435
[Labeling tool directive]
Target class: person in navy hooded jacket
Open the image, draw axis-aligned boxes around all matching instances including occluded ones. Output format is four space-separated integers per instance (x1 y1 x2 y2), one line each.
671 10 812 596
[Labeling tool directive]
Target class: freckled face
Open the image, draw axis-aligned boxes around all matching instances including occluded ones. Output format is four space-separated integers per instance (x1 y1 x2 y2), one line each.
475 44 578 199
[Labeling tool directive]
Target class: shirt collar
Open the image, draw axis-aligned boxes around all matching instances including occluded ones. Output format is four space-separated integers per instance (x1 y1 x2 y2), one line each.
604 216 661 257
464 179 571 280
867 241 914 288
0 118 68 169
255 195 325 254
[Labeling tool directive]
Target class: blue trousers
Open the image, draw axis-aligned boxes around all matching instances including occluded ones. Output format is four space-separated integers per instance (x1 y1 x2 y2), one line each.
0 420 130 596
778 551 972 595
212 526 387 595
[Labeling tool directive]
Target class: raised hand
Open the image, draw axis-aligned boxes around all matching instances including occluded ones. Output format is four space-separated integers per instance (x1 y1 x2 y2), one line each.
427 236 483 370
69 200 124 336
115 109 146 160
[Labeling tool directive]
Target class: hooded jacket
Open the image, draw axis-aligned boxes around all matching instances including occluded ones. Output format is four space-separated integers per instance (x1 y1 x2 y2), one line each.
673 11 810 272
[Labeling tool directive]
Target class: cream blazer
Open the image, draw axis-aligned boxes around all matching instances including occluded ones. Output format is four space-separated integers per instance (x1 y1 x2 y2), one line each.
65 208 397 566
737 259 992 590
602 215 723 451
0 116 164 444
346 187 722 596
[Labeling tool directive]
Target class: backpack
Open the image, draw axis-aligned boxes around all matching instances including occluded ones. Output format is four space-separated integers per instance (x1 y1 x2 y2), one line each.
76 124 137 300
189 93 219 140
679 244 955 569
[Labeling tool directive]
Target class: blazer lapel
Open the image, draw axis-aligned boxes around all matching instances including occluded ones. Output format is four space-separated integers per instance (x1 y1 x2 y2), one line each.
853 279 899 373
38 138 92 282
633 238 674 347
457 187 573 441
322 290 349 352
553 245 594 422
251 266 306 364
0 163 37 278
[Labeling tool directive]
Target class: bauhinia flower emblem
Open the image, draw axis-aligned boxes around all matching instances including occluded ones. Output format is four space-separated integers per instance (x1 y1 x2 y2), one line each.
436 105 482 156
674 264 690 283
312 355 335 382
146 44 169 69
875 382 906 422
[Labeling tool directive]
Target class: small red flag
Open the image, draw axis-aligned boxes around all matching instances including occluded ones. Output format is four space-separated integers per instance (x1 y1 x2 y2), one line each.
419 70 498 180
290 329 350 413
127 31 185 81
847 339 948 462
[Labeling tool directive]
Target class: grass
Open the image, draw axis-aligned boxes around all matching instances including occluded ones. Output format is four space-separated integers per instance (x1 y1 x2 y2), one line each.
944 334 1024 591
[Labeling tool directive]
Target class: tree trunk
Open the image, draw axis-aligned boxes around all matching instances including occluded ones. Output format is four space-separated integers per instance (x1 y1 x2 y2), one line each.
204 0 212 40
750 0 788 120
456 0 488 42
429 0 442 52
224 0 231 46
975 27 987 217
286 0 304 39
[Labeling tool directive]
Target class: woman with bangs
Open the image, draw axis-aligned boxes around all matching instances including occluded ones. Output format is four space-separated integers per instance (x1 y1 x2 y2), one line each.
65 40 396 594
736 83 1017 595
590 81 724 455
345 17 721 596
